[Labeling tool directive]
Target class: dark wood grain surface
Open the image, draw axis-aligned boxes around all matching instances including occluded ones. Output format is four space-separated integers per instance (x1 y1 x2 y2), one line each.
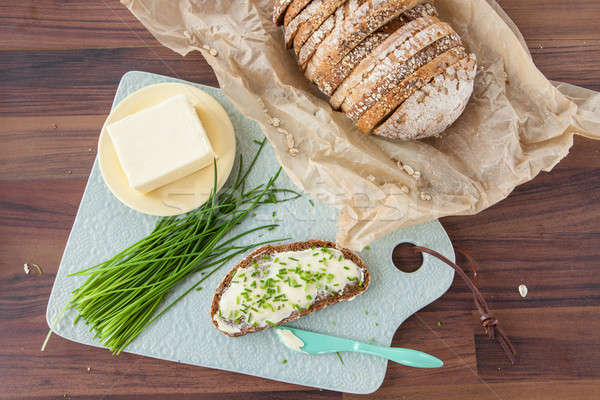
1 1 599 399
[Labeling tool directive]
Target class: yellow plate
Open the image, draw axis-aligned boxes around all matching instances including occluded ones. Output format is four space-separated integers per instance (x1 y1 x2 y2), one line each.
98 82 236 216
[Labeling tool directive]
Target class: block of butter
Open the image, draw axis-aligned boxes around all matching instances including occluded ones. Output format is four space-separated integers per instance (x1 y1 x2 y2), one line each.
107 94 215 193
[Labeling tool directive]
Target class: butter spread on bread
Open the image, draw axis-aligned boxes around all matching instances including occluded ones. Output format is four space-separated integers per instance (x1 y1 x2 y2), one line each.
211 240 369 336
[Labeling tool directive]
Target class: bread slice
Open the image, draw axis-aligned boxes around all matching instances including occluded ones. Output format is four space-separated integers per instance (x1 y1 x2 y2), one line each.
284 0 313 27
293 0 348 55
343 31 463 119
319 2 437 96
306 0 428 91
210 240 370 337
273 0 294 25
304 0 359 81
356 46 466 133
298 11 337 68
373 54 477 139
285 0 322 47
331 13 441 109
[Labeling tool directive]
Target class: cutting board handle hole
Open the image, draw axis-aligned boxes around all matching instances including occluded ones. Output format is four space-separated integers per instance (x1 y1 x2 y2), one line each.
392 243 423 273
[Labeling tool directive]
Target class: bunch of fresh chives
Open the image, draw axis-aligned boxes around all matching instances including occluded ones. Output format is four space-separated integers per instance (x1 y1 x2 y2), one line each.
43 139 299 354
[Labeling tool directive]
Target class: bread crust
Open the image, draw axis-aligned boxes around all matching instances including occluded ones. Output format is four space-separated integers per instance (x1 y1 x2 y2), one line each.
357 46 466 133
344 32 462 120
273 0 294 25
284 0 313 27
313 17 401 94
210 240 370 337
308 0 428 92
285 0 324 47
293 0 348 55
331 12 440 109
373 54 477 139
298 11 337 68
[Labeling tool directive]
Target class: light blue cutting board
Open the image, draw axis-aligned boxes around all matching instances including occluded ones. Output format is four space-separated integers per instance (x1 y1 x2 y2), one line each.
46 71 455 394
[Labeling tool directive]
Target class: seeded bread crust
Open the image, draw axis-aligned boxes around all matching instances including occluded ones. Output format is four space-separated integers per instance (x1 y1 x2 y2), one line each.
293 0 348 55
307 0 428 91
274 0 477 140
273 0 294 25
331 13 441 109
298 11 336 68
284 0 313 27
285 0 324 47
304 0 358 80
373 54 477 139
357 46 466 133
327 5 436 101
344 33 462 120
314 16 405 94
210 240 370 337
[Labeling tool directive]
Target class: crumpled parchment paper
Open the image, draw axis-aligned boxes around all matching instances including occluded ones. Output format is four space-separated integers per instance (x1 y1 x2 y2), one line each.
122 0 600 250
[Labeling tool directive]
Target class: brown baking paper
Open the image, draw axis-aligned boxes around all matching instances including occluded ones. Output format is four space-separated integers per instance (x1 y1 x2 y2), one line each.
122 0 600 250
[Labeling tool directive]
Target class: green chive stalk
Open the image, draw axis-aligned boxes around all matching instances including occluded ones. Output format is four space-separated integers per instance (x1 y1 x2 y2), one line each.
43 139 299 354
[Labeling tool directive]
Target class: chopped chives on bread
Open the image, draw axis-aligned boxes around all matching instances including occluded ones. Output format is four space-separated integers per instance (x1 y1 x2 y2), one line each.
274 0 476 140
210 240 370 337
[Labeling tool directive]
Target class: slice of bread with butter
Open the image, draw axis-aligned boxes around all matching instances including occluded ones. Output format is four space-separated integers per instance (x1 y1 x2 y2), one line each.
211 240 370 336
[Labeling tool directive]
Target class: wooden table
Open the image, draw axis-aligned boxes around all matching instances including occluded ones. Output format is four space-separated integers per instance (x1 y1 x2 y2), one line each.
1 1 599 399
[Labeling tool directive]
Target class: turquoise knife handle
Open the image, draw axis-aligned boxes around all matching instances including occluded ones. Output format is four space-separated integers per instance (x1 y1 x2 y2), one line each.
353 342 443 368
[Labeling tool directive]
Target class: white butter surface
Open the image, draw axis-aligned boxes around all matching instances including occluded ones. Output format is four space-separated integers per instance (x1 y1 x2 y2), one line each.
107 94 215 193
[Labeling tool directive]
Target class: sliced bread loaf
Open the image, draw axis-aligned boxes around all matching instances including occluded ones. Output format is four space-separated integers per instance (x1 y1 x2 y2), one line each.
211 240 370 337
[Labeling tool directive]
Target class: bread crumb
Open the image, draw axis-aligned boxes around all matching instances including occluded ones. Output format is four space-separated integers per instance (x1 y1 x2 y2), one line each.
270 117 280 127
209 48 218 57
518 284 528 298
52 123 58 129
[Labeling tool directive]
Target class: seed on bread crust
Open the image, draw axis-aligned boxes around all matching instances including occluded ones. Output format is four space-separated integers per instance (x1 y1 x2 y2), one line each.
285 0 325 47
298 12 337 68
331 12 440 109
284 0 313 27
373 53 477 140
344 32 463 121
319 3 437 96
273 0 294 25
293 0 348 56
308 0 429 92
358 46 467 133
